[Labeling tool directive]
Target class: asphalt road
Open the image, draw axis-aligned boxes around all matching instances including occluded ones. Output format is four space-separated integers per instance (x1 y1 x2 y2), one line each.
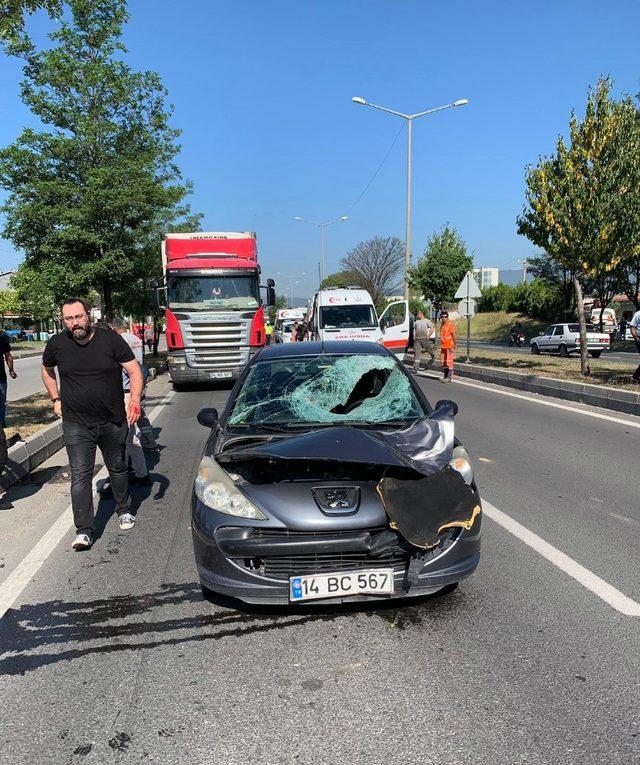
1 372 639 764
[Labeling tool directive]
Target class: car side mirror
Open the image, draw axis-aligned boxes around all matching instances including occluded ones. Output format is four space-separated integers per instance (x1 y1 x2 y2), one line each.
539 331 544 336
265 286 276 307
197 407 219 428
435 399 459 416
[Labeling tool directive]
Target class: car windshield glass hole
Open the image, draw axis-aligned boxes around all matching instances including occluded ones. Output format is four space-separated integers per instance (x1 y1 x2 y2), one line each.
228 354 426 426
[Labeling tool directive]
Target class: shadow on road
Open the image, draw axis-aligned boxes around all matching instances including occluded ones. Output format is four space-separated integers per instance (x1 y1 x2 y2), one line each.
0 580 463 676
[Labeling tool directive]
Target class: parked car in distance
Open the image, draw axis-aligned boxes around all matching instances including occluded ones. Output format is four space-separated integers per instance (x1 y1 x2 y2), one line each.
530 323 610 358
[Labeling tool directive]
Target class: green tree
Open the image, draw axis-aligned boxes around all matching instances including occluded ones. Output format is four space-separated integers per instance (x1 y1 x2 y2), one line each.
517 78 640 375
320 270 361 289
0 0 197 319
409 225 473 310
0 0 63 53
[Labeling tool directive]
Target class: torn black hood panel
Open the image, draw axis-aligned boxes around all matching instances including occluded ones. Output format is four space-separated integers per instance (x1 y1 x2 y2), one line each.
378 468 481 549
217 417 453 477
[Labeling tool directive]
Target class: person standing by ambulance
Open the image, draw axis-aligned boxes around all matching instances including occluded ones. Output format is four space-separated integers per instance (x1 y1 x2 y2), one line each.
439 310 457 383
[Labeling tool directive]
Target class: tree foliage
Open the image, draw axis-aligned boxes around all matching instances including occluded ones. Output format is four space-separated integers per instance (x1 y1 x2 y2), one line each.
320 270 361 289
0 0 197 318
517 78 640 375
478 280 563 321
0 0 63 53
409 225 473 309
339 237 404 308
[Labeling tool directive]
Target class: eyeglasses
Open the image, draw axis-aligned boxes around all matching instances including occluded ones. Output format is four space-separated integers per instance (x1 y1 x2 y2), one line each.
62 313 87 322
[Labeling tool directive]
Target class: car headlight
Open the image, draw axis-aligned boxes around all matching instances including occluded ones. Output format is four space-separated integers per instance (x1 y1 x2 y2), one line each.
195 456 268 520
449 445 474 485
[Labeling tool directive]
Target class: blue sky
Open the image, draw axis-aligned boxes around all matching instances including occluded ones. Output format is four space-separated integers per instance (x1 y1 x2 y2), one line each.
1 0 640 299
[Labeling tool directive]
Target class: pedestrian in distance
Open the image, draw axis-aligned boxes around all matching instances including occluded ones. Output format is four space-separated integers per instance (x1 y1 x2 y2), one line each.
413 311 435 373
619 317 627 342
264 321 274 345
291 321 299 342
0 331 17 427
108 316 151 488
297 321 309 342
629 309 640 383
439 310 457 383
41 299 144 551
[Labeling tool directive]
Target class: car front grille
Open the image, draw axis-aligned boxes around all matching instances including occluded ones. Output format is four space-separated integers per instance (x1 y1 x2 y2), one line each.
235 527 410 580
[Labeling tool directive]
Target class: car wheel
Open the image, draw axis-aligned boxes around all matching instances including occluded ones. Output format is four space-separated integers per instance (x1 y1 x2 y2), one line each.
559 344 568 357
531 343 540 355
590 351 602 358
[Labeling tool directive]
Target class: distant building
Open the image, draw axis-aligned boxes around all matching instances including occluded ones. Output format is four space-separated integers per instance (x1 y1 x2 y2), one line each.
498 268 533 286
0 270 16 291
473 267 499 290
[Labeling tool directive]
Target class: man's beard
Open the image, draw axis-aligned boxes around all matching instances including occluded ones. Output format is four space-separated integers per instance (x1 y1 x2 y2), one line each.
69 325 90 340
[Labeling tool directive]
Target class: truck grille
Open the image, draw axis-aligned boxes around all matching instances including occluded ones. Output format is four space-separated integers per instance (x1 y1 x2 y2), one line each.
180 318 251 369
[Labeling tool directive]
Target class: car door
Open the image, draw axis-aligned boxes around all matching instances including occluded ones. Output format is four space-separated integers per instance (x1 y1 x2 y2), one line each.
552 324 565 351
378 300 409 352
538 325 555 351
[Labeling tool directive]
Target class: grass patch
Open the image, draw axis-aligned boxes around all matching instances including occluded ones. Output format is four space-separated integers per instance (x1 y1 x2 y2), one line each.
461 348 639 391
454 312 547 343
5 392 59 440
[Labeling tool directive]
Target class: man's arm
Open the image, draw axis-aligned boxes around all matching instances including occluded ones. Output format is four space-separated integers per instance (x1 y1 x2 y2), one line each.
121 360 143 424
41 365 62 417
5 351 16 379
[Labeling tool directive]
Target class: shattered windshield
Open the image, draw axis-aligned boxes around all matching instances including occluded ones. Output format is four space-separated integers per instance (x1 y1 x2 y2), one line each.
167 275 260 311
320 305 376 329
228 354 426 427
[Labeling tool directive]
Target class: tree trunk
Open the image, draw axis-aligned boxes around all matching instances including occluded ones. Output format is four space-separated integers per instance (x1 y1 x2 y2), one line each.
102 278 113 321
152 313 160 357
573 275 590 376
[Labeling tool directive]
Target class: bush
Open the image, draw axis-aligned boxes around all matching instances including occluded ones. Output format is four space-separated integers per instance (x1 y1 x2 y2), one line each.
478 280 562 321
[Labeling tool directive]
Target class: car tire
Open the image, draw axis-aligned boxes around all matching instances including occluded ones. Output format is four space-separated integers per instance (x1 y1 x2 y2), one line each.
559 344 568 357
531 343 540 355
589 351 602 358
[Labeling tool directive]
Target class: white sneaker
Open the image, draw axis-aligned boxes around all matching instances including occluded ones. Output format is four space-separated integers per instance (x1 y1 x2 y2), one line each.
72 533 92 551
119 513 136 530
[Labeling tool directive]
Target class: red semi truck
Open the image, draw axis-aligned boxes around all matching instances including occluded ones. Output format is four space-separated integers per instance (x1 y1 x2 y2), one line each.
157 231 275 387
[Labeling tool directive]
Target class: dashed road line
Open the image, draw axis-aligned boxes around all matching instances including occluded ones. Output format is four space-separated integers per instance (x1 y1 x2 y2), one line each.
482 499 640 617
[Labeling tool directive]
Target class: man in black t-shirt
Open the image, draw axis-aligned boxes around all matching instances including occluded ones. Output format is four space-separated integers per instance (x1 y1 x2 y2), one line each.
0 332 17 428
41 299 144 550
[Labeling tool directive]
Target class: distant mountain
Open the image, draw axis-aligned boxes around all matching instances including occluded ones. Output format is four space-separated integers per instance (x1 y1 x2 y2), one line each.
499 269 532 286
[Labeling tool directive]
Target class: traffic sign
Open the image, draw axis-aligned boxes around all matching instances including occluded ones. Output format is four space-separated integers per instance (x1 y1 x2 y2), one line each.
458 298 476 317
454 271 483 300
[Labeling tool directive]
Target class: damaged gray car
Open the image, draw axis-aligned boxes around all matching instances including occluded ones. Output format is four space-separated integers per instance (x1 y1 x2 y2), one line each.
192 342 481 605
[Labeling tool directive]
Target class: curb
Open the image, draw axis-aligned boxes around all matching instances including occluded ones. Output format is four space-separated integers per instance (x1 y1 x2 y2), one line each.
415 359 640 416
1 420 63 491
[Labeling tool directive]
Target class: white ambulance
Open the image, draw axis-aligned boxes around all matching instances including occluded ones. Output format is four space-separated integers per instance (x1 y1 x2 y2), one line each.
307 287 409 352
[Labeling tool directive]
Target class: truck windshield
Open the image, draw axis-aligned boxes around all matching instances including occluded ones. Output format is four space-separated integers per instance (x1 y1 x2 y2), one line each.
167 275 260 311
320 305 376 329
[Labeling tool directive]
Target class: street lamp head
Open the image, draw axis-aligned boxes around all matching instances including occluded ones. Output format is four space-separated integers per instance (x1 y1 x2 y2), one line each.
294 216 302 221
340 216 348 221
352 97 367 105
453 99 469 107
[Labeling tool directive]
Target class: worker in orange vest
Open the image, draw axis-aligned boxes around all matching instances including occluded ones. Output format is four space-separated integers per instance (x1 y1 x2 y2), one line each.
439 310 457 383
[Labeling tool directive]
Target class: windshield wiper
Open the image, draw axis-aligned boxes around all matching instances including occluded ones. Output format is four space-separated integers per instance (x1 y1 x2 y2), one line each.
228 423 291 433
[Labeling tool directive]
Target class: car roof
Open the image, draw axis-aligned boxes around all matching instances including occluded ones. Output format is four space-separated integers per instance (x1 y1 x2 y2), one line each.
255 341 390 359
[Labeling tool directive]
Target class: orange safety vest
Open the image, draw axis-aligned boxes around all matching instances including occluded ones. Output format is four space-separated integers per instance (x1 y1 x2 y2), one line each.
440 320 457 350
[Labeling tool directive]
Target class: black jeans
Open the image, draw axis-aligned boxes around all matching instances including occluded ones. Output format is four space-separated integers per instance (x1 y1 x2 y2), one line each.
634 340 640 380
63 420 131 536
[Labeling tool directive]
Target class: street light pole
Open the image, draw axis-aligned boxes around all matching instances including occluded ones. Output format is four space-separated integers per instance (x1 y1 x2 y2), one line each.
352 96 468 301
294 216 348 283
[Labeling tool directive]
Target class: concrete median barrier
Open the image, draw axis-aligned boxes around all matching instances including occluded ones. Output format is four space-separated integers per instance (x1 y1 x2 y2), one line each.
1 420 64 491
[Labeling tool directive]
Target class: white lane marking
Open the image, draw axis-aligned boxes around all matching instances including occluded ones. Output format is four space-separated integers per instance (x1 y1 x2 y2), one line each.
419 372 640 430
0 390 175 622
482 499 640 617
608 511 640 528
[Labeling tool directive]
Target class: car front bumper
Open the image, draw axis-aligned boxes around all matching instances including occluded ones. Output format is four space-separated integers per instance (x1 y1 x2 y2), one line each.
191 500 482 605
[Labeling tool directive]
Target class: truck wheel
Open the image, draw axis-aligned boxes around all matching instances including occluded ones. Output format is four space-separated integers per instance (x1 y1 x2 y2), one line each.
589 351 602 358
559 344 568 357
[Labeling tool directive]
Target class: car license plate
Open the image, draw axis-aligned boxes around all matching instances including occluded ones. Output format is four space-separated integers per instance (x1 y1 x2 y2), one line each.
209 371 233 379
289 569 394 602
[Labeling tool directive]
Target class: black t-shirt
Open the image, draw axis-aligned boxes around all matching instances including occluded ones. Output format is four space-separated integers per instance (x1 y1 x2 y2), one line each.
0 335 11 382
42 327 134 426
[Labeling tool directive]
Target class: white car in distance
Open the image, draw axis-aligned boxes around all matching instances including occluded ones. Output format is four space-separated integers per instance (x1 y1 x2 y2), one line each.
530 323 610 358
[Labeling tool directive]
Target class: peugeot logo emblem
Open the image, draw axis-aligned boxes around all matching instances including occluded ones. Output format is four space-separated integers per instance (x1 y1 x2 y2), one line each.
312 487 360 515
